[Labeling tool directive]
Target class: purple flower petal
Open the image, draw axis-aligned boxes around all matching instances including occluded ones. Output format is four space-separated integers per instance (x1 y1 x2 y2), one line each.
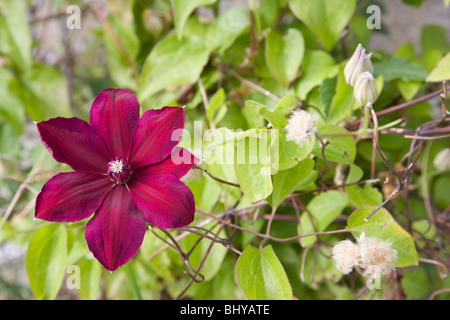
133 147 200 179
128 107 184 168
37 117 111 173
85 185 146 271
35 172 112 222
90 88 140 158
129 174 195 229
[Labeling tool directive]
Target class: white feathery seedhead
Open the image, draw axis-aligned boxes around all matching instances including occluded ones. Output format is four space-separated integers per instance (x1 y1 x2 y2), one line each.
332 240 360 275
284 110 318 147
356 232 397 278
332 232 397 279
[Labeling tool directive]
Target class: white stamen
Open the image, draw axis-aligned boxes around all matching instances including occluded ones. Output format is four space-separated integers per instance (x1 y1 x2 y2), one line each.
109 160 124 173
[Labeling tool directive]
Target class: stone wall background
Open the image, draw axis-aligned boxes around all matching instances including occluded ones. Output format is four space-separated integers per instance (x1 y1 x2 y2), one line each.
369 0 450 54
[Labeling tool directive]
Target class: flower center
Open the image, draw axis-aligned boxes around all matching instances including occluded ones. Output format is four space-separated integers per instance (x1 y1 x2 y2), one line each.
107 158 132 185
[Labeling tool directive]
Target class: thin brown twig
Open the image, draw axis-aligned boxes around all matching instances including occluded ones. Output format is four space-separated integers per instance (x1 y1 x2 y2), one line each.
346 86 448 130
429 288 450 300
364 103 404 221
315 132 329 175
197 209 349 243
92 0 139 87
229 70 281 102
193 165 240 188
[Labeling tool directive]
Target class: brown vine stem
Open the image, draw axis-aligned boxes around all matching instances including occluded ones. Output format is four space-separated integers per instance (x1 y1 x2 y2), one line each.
429 288 450 300
175 223 227 300
419 257 448 279
439 80 449 122
198 79 215 130
197 209 349 243
193 165 241 188
364 102 405 221
229 70 281 102
0 153 45 231
315 132 329 176
158 227 204 283
346 86 448 130
259 206 277 249
404 133 450 140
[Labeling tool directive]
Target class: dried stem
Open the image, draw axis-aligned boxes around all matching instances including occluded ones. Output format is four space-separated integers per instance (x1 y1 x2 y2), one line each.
364 103 404 221
346 86 448 130
229 70 281 102
193 165 240 188
197 209 349 243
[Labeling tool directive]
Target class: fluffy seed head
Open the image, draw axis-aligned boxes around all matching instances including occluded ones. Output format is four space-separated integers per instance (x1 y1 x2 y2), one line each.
284 110 318 147
332 232 397 279
357 233 397 278
332 240 360 274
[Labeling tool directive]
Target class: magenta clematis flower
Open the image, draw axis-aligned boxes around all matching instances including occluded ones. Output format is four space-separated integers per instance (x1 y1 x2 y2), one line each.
35 88 198 271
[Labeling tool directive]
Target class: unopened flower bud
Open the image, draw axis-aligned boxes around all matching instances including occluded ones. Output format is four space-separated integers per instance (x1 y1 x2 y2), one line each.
353 71 379 106
433 148 450 172
344 43 373 86
284 110 318 147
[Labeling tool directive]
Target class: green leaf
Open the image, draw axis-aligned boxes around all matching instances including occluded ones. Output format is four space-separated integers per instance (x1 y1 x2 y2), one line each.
295 50 339 100
203 137 241 200
265 28 305 87
235 245 292 300
187 175 221 213
268 158 314 208
272 94 295 115
171 0 217 40
264 110 316 171
313 125 356 164
301 247 342 289
327 62 356 124
345 164 364 184
346 184 383 207
207 6 250 54
26 224 67 300
0 68 25 133
426 52 450 82
139 33 211 101
206 88 226 124
288 0 356 50
77 258 102 300
421 25 450 55
299 190 349 247
0 0 32 72
373 57 428 82
347 204 418 267
10 64 72 121
243 100 269 128
103 15 139 90
235 133 273 202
